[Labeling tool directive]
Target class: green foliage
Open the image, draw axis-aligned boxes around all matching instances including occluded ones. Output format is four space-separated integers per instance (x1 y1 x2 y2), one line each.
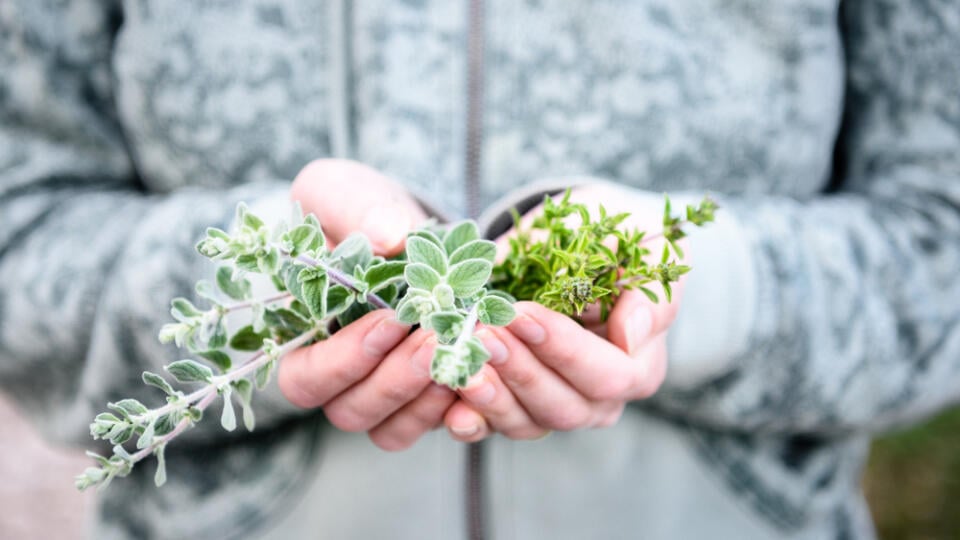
491 191 715 320
78 190 714 492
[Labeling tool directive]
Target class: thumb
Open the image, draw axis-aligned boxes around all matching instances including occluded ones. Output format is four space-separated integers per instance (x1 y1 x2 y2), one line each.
606 285 684 356
290 159 427 256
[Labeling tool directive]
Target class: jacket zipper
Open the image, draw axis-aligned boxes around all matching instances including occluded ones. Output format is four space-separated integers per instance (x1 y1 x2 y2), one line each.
464 0 487 539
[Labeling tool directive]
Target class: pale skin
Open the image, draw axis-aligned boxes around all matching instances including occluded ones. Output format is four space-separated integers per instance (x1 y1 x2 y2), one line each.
277 159 685 449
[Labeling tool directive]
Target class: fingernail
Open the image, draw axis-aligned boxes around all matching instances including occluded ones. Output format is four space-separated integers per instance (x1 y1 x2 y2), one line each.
475 329 508 365
626 307 652 355
362 316 410 357
409 339 434 377
509 314 546 345
464 372 496 405
450 424 479 437
360 204 409 252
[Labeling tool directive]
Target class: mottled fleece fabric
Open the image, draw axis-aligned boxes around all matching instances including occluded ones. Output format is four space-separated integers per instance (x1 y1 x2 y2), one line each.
2 0 959 538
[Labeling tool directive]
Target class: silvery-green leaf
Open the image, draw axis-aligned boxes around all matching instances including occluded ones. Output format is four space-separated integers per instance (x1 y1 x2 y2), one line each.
142 372 175 395
281 261 306 304
429 312 465 343
325 285 355 318
166 359 214 383
258 248 280 274
288 224 320 255
405 236 448 274
235 254 260 273
430 346 467 388
154 445 167 487
336 300 375 328
154 413 176 435
301 272 329 319
194 280 217 301
208 319 228 349
448 239 496 265
255 360 274 390
464 337 491 375
363 261 407 292
433 283 455 309
136 418 156 449
443 221 480 254
404 263 442 291
196 350 232 372
216 266 251 300
241 208 264 230
477 295 516 327
229 325 269 351
233 379 256 431
263 307 312 335
445 260 492 297
108 399 148 419
410 229 444 249
170 298 201 322
220 387 237 431
395 297 421 324
331 233 372 273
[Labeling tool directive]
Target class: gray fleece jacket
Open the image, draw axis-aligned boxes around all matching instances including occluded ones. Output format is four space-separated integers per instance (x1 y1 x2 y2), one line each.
2 0 959 538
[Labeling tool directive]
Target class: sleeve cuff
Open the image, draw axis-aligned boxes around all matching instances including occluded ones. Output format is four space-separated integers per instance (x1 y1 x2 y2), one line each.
662 193 756 390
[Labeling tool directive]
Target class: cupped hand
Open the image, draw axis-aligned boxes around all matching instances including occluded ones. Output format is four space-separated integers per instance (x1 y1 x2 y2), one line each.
278 159 456 451
444 183 686 442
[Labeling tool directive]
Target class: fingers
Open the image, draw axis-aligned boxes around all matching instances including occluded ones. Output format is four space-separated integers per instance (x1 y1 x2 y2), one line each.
457 363 549 440
368 383 457 451
502 302 649 402
606 286 683 355
444 400 491 443
290 159 427 255
277 310 411 408
322 331 434 431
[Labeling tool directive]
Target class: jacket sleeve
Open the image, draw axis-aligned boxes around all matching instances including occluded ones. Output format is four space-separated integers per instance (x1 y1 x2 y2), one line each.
649 0 960 434
0 1 298 446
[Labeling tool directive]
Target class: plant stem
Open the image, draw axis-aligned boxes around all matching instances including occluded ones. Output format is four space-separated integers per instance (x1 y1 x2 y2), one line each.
291 252 391 309
130 328 320 427
455 303 481 349
221 292 292 312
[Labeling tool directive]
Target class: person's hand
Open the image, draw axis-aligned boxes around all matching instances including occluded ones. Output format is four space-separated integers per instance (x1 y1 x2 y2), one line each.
278 159 455 450
442 183 686 442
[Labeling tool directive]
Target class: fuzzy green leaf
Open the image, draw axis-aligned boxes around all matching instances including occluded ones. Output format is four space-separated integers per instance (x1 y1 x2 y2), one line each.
142 372 175 395
363 260 407 292
404 263 442 291
406 236 448 274
429 312 465 343
288 224 321 255
216 266 251 300
477 295 516 327
448 239 496 265
220 388 237 432
443 221 481 254
331 233 373 273
108 399 148 419
196 350 232 372
446 260 492 297
229 325 269 351
232 379 256 431
166 359 214 383
300 272 329 319
154 446 167 487
170 298 201 322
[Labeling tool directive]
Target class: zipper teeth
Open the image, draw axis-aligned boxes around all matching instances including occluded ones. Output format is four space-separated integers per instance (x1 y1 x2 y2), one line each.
464 0 485 220
465 0 486 538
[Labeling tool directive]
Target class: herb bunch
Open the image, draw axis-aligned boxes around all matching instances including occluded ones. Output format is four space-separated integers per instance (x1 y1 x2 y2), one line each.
76 191 714 492
491 191 717 321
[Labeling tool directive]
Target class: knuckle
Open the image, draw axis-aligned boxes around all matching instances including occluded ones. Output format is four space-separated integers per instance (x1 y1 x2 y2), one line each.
323 401 371 433
541 407 590 432
585 376 631 402
501 365 538 392
375 382 416 407
369 430 414 452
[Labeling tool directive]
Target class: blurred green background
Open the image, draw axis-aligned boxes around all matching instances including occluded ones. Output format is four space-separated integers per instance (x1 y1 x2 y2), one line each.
865 405 960 539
